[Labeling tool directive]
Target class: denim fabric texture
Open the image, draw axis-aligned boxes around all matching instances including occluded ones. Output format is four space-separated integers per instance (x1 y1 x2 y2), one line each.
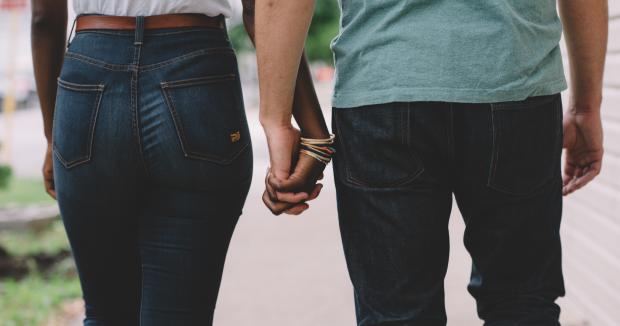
53 18 252 325
332 95 565 326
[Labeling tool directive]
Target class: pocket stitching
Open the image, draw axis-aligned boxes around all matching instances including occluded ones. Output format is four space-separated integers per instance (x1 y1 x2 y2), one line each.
160 75 249 164
160 74 236 88
54 79 105 169
334 107 425 189
487 100 561 195
491 94 558 111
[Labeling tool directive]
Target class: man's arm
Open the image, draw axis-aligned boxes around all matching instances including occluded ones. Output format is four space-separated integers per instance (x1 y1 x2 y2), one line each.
255 0 315 128
558 0 608 195
31 0 68 199
251 0 329 215
243 0 328 139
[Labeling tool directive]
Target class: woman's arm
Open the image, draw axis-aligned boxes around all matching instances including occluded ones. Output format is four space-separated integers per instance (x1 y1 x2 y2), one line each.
31 0 68 198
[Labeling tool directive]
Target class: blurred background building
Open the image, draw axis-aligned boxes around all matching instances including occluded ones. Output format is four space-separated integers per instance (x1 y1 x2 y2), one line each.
0 0 618 325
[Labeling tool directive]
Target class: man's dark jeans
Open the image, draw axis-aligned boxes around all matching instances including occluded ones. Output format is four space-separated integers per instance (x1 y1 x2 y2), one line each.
53 20 252 325
332 95 565 326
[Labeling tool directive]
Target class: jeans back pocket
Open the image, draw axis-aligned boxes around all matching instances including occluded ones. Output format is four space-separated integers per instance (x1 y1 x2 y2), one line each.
161 74 249 164
488 94 563 195
333 103 424 188
53 79 105 169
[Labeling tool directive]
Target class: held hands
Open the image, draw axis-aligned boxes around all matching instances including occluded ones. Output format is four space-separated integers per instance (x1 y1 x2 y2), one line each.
262 124 329 215
562 110 604 196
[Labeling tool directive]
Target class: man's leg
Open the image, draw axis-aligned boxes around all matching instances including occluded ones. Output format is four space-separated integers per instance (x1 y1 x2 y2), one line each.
453 95 565 326
333 102 454 326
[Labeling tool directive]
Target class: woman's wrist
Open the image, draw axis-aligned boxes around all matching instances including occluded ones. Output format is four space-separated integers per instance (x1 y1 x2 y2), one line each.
300 127 330 140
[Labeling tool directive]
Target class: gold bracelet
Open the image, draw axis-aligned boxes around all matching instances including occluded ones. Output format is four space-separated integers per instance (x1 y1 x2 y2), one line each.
300 149 331 165
300 134 335 145
302 142 335 155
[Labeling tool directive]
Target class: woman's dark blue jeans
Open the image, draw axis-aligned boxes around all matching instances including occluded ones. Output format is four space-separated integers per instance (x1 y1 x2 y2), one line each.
53 18 252 325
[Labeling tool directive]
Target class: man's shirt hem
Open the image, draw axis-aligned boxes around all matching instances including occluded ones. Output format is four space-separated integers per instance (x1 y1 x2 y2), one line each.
331 78 567 109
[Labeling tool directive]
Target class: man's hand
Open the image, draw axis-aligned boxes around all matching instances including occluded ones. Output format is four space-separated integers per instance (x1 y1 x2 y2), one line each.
43 143 56 199
262 153 325 215
261 124 326 215
263 124 302 180
262 124 312 215
562 111 604 195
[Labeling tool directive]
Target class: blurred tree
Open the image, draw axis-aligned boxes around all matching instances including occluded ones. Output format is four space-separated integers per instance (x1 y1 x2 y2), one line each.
0 165 11 189
305 0 339 64
0 143 12 189
229 0 340 64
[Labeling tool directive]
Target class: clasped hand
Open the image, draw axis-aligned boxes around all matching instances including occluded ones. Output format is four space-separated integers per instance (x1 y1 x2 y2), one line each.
262 124 327 215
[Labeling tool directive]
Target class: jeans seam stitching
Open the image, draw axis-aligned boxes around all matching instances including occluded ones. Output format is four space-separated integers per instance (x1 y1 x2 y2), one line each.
139 48 234 72
487 101 561 196
161 84 192 159
160 82 250 165
335 107 425 189
160 74 236 88
57 78 105 91
131 43 149 176
488 105 498 188
65 52 130 71
53 85 105 169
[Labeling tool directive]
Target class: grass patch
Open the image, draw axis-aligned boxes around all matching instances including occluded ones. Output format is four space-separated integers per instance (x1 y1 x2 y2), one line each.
0 178 54 208
0 221 80 325
0 273 81 326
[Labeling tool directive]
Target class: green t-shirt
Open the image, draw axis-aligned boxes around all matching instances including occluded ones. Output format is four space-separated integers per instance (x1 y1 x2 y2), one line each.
331 0 567 108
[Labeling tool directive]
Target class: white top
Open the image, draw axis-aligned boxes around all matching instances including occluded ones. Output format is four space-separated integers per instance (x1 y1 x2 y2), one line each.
73 0 232 18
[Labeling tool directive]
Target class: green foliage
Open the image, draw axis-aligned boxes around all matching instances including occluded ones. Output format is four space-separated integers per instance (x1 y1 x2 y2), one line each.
229 23 254 53
0 221 79 326
0 178 53 208
306 0 340 64
0 220 69 257
0 274 81 326
0 165 11 190
229 0 340 64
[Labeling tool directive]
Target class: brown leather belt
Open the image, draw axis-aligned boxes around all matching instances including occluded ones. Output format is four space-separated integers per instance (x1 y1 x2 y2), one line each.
75 14 224 32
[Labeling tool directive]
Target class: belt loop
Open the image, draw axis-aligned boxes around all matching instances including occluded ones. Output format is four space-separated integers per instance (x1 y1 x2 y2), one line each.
220 15 226 29
134 16 144 45
66 14 79 48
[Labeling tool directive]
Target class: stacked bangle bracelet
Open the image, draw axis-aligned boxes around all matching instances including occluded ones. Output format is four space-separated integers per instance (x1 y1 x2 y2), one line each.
299 134 336 165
